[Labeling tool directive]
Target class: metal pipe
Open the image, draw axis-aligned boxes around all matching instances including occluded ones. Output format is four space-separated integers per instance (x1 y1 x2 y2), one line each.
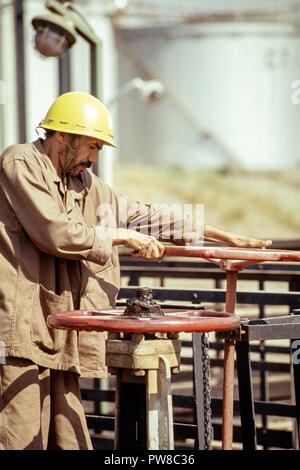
14 0 26 143
222 271 237 450
163 245 300 263
58 50 71 94
57 0 71 94
162 245 300 449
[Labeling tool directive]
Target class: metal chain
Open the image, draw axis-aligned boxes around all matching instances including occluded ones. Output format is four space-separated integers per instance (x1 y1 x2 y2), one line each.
201 332 213 450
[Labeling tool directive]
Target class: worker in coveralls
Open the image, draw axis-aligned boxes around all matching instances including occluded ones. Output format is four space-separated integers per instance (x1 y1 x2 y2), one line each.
0 92 272 450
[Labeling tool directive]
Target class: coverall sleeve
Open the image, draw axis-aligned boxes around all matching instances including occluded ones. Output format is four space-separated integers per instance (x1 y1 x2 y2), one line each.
117 194 203 245
0 156 112 264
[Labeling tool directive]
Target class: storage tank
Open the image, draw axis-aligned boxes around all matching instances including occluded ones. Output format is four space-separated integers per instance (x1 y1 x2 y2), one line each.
116 21 300 170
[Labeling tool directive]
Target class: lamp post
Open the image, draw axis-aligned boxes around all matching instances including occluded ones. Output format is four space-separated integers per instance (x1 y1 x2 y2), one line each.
32 0 103 175
33 0 103 98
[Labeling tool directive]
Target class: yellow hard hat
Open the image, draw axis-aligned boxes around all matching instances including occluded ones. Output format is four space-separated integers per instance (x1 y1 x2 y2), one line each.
39 91 117 148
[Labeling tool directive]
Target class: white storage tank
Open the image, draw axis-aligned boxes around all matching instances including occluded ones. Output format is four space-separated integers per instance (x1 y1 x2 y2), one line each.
117 21 300 170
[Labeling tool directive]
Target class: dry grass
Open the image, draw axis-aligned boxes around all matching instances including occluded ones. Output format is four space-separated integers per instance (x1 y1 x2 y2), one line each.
114 164 300 240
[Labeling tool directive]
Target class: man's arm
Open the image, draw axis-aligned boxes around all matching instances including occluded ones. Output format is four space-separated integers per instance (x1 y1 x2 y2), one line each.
115 195 272 250
203 224 272 248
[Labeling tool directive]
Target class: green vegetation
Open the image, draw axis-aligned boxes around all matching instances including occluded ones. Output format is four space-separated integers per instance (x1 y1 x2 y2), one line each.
114 164 300 241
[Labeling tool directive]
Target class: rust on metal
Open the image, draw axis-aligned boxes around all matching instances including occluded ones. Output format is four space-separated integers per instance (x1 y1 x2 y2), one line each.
124 286 164 318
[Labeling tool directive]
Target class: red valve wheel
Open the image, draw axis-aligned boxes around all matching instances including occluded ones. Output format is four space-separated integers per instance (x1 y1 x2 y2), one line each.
47 308 240 334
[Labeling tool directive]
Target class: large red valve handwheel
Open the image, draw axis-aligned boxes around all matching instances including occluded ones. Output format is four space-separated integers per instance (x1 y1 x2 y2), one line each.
47 308 240 334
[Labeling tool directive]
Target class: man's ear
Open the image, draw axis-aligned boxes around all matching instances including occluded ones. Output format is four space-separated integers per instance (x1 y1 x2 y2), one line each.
55 132 68 144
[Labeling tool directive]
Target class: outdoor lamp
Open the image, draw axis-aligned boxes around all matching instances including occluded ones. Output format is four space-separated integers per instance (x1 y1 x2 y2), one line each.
136 79 165 104
107 78 165 107
32 13 77 58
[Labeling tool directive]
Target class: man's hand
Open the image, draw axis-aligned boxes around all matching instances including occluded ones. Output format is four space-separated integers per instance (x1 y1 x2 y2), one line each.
95 227 165 261
226 235 272 249
121 230 165 260
170 226 272 249
204 224 272 249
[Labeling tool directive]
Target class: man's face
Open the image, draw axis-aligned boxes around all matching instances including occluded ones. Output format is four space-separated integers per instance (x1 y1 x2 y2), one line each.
66 136 104 176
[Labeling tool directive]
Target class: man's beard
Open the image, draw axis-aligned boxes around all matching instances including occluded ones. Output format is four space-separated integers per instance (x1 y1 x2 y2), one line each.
61 135 89 176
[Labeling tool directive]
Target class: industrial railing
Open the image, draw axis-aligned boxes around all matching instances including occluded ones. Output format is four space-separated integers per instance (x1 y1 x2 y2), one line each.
80 256 300 450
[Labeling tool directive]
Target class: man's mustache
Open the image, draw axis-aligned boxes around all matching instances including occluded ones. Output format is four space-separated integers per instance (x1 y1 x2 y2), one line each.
76 161 92 169
66 161 92 175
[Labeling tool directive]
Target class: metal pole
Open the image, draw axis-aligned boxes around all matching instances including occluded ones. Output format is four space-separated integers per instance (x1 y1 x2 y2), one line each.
235 339 257 450
57 0 71 94
14 0 26 143
0 4 5 150
58 51 71 94
90 41 102 99
90 41 103 178
222 270 237 450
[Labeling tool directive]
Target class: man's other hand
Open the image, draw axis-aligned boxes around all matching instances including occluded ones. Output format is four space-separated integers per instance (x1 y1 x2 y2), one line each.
123 230 165 260
96 227 165 261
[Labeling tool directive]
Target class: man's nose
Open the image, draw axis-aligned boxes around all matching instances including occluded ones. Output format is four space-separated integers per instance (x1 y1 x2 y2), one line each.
88 150 99 165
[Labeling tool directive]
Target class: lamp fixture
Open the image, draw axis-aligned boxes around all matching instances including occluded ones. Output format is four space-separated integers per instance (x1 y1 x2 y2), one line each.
32 13 77 57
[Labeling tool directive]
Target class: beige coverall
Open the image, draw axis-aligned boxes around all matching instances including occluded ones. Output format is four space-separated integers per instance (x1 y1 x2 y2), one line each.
0 139 183 449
